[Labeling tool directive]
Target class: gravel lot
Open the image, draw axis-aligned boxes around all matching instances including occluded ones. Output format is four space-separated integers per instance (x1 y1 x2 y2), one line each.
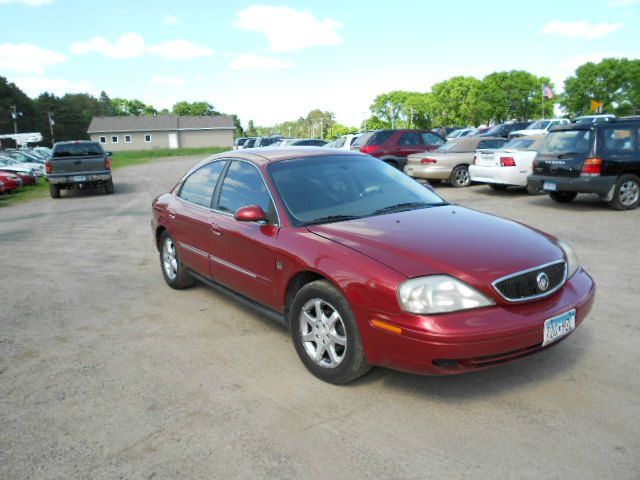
1 154 639 479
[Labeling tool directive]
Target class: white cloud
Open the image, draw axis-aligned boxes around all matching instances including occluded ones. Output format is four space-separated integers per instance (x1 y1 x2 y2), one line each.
162 14 180 25
71 32 145 58
12 76 94 96
0 43 67 74
147 40 213 59
608 0 640 6
229 53 291 71
235 5 341 52
0 0 52 5
541 20 623 39
150 75 187 87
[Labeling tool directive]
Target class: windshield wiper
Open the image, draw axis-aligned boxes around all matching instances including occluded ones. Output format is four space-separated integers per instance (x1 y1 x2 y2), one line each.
371 201 445 216
301 215 362 226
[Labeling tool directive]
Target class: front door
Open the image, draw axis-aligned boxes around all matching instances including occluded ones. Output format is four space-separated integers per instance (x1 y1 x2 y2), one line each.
210 160 279 308
168 133 179 149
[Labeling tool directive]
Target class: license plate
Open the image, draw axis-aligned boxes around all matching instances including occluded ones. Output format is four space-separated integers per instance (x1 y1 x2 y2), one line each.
543 181 556 191
542 309 576 347
73 175 87 181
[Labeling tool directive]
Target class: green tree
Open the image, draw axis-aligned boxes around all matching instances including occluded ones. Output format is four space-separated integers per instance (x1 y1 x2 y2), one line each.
231 114 244 137
172 101 219 116
246 119 257 136
560 58 640 116
0 76 37 142
98 91 116 116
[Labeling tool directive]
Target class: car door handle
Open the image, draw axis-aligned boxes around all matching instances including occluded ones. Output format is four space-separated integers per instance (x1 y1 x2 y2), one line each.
210 224 223 237
168 209 176 219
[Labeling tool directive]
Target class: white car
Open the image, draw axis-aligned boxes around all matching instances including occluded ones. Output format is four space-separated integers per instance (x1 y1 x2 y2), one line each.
327 133 360 150
469 135 545 193
508 119 569 139
0 156 44 177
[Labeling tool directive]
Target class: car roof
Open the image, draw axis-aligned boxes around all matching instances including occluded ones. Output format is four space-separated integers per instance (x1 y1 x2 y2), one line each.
205 147 363 166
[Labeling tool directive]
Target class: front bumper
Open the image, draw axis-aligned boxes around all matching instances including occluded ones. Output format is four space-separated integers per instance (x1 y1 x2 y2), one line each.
469 165 527 187
354 269 595 375
404 163 452 180
527 174 616 196
47 172 112 185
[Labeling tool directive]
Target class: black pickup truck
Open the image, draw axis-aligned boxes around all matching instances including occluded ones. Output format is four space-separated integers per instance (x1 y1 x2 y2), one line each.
527 117 640 210
45 141 113 198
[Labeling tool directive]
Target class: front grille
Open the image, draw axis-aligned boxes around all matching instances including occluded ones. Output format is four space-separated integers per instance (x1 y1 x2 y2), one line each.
493 260 566 302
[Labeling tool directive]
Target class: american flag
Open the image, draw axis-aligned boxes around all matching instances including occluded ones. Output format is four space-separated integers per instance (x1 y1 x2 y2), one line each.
542 85 554 99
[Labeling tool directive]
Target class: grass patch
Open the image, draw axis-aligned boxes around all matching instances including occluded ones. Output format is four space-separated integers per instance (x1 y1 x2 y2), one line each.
0 146 227 207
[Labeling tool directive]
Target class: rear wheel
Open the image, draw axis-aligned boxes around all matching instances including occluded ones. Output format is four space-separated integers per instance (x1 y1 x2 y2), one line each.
489 184 508 191
49 184 60 198
159 231 194 289
609 174 640 210
549 191 577 203
526 183 539 195
290 280 370 384
450 165 470 187
105 180 114 194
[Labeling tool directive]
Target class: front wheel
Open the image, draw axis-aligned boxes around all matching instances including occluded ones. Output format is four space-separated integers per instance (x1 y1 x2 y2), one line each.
608 174 640 210
450 165 471 187
549 191 577 203
159 231 194 289
290 280 370 384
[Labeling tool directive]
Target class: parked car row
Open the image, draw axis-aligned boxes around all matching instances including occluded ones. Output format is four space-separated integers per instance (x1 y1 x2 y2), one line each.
0 147 50 197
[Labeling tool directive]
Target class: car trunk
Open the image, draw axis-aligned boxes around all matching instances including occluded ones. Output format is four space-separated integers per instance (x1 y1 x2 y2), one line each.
533 128 593 178
49 155 107 174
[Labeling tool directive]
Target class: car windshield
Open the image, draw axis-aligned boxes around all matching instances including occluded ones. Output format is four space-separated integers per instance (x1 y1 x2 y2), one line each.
268 155 446 227
527 121 550 130
437 142 458 152
53 143 103 157
539 130 591 155
483 125 504 135
502 139 535 150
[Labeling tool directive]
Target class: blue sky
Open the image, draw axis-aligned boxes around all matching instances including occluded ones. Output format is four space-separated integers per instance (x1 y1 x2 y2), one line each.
1 0 638 127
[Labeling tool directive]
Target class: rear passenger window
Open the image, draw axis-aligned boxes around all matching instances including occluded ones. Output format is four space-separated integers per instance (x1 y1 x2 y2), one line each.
179 161 225 208
368 131 394 145
218 161 275 221
399 132 422 145
604 128 634 151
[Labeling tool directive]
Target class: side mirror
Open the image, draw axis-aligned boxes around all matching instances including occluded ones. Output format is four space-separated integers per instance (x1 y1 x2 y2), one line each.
234 205 266 222
105 151 113 157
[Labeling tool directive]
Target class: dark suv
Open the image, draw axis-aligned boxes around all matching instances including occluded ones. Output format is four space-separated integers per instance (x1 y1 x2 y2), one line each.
358 129 445 170
527 117 640 210
479 122 532 139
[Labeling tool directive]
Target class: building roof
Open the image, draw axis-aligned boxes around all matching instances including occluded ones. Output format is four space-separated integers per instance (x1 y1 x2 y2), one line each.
87 115 235 133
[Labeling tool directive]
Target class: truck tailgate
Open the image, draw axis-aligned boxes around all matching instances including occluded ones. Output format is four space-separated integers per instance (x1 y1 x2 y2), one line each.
49 155 107 174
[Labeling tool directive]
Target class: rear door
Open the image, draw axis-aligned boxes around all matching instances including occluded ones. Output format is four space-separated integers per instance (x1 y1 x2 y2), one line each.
599 125 637 177
170 161 226 277
533 129 593 178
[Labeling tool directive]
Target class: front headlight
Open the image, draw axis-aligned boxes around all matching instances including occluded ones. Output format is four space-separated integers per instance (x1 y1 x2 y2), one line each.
398 275 495 314
558 240 580 279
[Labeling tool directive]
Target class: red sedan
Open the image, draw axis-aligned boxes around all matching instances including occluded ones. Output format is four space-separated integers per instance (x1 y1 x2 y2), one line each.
1 169 37 186
0 171 23 193
152 148 595 384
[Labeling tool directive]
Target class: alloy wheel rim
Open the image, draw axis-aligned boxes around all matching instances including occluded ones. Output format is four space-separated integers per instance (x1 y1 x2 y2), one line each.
163 238 178 280
299 298 347 368
455 168 469 185
619 180 639 206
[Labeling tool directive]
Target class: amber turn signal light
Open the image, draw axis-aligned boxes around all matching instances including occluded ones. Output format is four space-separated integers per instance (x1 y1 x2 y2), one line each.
370 319 402 335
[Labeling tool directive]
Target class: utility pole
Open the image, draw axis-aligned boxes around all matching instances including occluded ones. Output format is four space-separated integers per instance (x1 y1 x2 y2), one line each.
11 105 22 134
320 119 324 139
48 112 55 145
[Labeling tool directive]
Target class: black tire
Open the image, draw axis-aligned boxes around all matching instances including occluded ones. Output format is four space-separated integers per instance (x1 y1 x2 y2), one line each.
489 184 508 191
289 280 370 384
525 183 539 195
159 231 194 289
549 191 577 203
105 180 114 194
450 165 471 187
49 184 60 199
608 174 640 211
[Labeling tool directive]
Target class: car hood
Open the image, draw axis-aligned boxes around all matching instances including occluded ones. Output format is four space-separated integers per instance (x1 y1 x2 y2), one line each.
307 205 563 294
